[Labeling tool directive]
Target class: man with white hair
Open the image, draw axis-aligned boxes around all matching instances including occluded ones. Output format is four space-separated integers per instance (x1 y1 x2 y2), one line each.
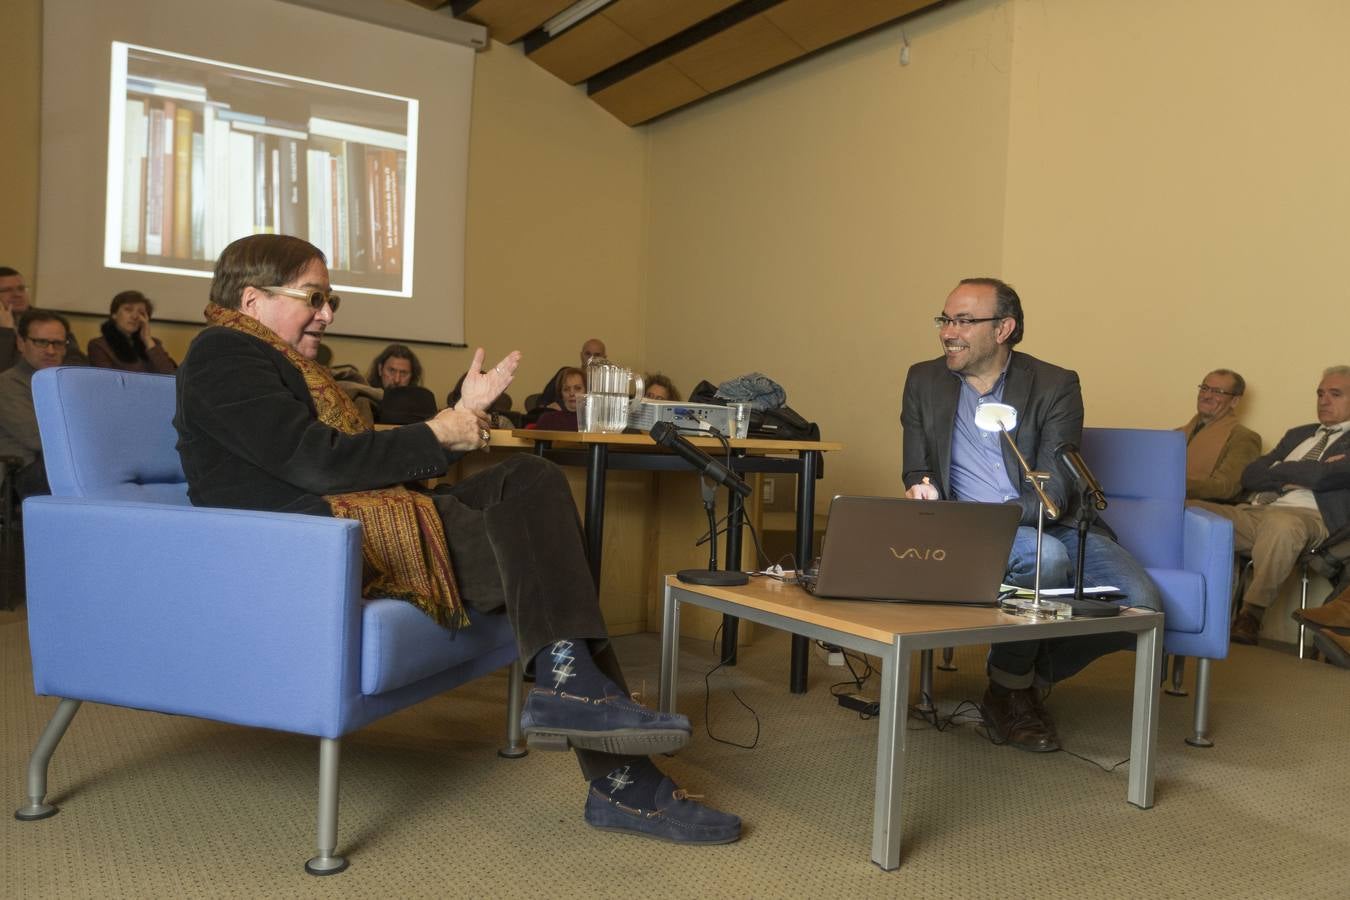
1193 366 1350 645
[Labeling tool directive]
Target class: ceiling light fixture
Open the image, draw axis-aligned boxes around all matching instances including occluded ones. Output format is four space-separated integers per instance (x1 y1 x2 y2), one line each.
542 0 615 38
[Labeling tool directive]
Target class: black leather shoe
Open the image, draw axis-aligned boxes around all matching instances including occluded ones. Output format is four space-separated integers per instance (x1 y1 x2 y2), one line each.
1231 610 1260 646
981 685 1059 752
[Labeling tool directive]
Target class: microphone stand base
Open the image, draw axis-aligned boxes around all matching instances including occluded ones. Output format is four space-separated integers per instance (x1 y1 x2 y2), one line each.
1000 596 1073 620
676 569 750 587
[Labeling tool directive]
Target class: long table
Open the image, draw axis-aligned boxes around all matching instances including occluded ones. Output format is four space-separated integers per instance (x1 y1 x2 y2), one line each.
658 575 1164 870
514 430 841 688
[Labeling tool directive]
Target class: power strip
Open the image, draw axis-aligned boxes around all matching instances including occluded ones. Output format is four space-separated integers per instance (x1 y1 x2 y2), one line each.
837 693 879 716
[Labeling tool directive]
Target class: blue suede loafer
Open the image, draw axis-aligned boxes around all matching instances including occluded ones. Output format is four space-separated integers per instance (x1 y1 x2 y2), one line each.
520 687 692 755
584 776 741 845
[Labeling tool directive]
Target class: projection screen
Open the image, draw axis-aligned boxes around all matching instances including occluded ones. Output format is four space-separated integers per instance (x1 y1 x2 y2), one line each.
38 0 473 344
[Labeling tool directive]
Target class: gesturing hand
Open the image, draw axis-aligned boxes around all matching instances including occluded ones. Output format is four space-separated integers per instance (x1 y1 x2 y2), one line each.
426 405 492 451
0 303 13 331
455 348 521 413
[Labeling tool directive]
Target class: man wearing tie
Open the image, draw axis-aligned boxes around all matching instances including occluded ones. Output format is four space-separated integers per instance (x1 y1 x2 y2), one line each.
1192 366 1350 645
901 277 1159 753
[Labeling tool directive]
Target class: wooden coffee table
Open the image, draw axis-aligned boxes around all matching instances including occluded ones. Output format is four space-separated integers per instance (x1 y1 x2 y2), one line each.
657 575 1164 870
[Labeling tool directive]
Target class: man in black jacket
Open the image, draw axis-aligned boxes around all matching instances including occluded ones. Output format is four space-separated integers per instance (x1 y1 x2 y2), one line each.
1193 366 1350 645
174 235 738 845
901 277 1159 753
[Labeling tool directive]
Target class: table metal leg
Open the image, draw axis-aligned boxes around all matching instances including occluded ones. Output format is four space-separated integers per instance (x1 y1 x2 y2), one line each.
1127 620 1162 809
871 637 908 870
583 443 608 589
659 582 681 714
789 450 819 693
721 489 745 665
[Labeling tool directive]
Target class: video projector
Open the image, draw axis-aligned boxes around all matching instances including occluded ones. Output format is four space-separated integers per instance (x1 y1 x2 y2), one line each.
628 400 737 436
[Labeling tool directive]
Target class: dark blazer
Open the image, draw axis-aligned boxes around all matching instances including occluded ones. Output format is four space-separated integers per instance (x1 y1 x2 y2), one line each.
901 350 1083 527
174 326 452 517
1241 424 1350 535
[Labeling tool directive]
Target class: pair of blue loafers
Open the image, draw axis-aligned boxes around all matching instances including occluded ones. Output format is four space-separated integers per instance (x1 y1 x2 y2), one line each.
520 686 741 844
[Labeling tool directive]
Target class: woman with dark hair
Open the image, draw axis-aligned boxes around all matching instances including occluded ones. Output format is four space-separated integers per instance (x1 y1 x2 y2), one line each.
643 373 680 402
87 290 177 373
533 367 585 431
366 343 422 389
174 234 738 845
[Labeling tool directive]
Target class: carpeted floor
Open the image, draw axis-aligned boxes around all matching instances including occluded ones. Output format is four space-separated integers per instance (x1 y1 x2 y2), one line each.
2 610 1348 899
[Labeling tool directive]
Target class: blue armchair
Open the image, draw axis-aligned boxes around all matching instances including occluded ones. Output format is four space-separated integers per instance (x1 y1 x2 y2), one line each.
1080 427 1234 747
15 367 523 874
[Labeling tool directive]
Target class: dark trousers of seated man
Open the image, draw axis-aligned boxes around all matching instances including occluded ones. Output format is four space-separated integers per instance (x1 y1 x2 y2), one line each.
431 453 626 780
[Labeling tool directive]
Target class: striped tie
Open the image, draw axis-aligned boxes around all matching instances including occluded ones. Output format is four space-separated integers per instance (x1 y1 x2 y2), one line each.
1300 427 1336 462
1251 427 1338 504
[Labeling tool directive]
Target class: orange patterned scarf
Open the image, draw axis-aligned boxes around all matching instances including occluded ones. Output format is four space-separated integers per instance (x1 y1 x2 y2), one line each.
204 303 466 629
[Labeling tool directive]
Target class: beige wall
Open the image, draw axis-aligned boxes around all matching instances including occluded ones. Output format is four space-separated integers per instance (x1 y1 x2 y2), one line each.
644 0 1015 502
0 1 648 403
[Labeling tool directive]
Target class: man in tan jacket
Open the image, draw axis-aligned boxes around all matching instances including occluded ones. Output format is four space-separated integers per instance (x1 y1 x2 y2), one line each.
1178 369 1262 503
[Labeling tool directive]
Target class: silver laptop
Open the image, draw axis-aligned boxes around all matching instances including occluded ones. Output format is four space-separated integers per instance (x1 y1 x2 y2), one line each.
802 496 1020 605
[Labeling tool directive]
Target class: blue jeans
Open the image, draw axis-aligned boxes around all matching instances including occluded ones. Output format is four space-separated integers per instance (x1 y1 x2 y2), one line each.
990 524 1161 689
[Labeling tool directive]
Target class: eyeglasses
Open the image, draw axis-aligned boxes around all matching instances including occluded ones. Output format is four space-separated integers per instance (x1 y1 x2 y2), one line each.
259 286 341 312
1196 384 1240 397
933 315 1005 329
24 337 67 351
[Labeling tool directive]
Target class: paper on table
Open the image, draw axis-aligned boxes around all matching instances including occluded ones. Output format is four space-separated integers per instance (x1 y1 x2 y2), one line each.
998 584 1123 598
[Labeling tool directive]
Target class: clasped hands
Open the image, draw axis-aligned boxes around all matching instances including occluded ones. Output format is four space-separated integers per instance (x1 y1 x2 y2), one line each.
425 348 521 451
905 476 939 501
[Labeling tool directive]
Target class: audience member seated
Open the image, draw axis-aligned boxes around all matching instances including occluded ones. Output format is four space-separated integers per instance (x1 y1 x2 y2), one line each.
0 266 88 369
448 370 517 428
313 344 383 427
377 385 439 425
0 310 74 497
86 290 178 373
366 343 422 390
1192 366 1350 645
531 337 606 413
644 373 681 402
1177 368 1261 502
174 234 738 844
534 368 585 431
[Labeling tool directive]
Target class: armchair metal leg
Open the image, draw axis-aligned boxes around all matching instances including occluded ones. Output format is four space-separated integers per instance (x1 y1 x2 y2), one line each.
936 646 957 671
14 698 81 821
1184 658 1215 748
916 649 935 716
305 738 347 876
1298 563 1310 660
1164 655 1188 697
498 658 527 759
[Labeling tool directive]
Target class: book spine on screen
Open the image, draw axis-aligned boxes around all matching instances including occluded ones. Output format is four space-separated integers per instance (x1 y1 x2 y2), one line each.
160 100 176 258
344 141 367 273
121 97 146 255
270 144 281 237
366 148 383 272
144 105 165 257
329 156 341 270
190 130 205 259
227 130 254 240
209 113 232 253
380 149 401 276
305 148 332 260
173 105 193 258
253 134 271 235
279 137 307 238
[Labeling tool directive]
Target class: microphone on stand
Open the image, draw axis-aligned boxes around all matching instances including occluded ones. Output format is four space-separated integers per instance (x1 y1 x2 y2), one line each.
650 421 751 588
650 421 752 498
1054 443 1108 511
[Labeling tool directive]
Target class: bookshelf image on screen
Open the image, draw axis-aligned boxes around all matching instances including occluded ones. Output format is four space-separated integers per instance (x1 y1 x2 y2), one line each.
106 42 417 296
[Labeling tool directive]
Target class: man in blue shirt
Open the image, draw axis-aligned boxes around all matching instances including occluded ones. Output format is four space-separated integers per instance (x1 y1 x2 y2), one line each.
901 277 1159 753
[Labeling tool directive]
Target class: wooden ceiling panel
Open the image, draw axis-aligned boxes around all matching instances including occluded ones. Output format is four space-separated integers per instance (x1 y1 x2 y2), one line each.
590 62 708 127
528 14 644 85
601 0 741 46
453 0 576 45
667 14 803 95
765 0 937 53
